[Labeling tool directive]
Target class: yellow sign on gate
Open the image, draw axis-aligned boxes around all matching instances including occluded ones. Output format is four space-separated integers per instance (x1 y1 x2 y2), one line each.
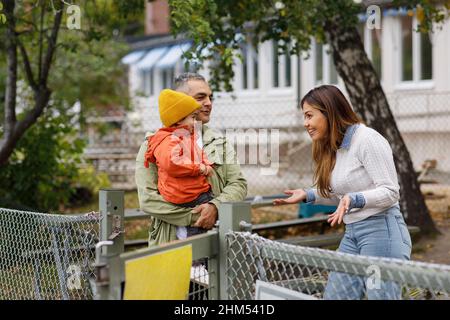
123 244 192 300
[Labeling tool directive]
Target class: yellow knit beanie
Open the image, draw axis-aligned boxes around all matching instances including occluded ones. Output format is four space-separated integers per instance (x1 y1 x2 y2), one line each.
158 89 201 127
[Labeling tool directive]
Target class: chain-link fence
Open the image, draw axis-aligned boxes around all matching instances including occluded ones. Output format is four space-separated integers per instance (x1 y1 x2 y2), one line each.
189 257 211 300
226 231 450 300
86 90 450 197
0 208 99 300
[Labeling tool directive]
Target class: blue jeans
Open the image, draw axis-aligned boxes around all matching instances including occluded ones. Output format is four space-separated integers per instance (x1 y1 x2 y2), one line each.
323 205 412 300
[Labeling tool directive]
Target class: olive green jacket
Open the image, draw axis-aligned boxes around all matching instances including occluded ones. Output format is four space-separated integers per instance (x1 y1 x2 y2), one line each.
135 125 248 247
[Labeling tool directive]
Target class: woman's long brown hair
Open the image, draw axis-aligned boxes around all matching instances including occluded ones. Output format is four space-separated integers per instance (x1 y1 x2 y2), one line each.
300 85 362 198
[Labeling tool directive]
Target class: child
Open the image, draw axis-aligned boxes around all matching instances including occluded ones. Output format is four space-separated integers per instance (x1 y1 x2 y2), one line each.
143 89 214 237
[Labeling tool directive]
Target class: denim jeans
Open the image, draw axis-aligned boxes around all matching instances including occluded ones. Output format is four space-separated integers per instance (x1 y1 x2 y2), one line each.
323 204 412 300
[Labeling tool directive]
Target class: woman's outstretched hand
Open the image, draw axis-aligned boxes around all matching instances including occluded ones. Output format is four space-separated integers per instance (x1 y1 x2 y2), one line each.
273 189 306 205
327 195 351 227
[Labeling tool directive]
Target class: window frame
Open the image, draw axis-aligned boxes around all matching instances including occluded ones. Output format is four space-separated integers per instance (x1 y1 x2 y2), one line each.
396 15 434 89
313 41 339 86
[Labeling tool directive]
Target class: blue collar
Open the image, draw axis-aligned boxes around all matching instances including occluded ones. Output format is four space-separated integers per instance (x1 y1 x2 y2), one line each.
340 124 360 149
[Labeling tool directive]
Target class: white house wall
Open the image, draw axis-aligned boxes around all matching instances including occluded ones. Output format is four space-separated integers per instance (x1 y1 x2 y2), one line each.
127 16 450 176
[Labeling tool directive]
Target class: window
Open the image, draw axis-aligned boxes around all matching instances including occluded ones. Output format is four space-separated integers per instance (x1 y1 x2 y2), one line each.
401 16 413 81
314 42 338 85
400 15 433 82
140 69 154 96
240 43 259 90
420 31 433 80
272 41 292 88
358 21 382 79
242 46 248 89
315 43 323 84
371 29 382 78
273 42 279 87
161 67 174 89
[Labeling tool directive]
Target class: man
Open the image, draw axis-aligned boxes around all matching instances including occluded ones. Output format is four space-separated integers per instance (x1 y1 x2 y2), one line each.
135 73 248 247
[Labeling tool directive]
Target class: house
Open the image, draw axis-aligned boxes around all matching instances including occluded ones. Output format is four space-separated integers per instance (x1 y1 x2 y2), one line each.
88 0 450 194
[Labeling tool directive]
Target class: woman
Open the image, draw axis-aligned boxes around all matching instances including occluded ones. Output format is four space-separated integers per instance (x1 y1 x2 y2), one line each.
273 85 412 300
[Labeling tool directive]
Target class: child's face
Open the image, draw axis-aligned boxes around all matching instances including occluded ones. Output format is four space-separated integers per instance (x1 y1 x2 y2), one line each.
177 110 199 129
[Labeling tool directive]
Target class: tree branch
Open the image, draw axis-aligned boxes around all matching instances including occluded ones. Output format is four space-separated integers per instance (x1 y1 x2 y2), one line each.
0 1 64 166
38 0 45 81
17 39 38 91
0 0 18 166
3 0 18 138
40 2 64 85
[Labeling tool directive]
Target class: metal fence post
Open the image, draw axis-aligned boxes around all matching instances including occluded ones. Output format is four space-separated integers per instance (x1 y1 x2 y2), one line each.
218 201 251 300
94 189 125 300
207 229 220 300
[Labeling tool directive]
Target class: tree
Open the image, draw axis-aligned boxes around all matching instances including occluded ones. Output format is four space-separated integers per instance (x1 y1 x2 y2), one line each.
0 0 144 166
0 0 145 210
169 0 449 233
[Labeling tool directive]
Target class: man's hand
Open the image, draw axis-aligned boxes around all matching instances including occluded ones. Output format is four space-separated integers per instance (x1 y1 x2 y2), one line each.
327 195 351 227
192 203 218 229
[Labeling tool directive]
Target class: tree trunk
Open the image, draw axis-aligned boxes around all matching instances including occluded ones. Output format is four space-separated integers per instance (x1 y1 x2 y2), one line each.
2 0 17 145
0 0 63 166
324 18 437 234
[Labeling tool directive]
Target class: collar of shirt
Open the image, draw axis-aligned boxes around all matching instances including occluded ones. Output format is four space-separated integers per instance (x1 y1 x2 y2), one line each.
340 123 360 149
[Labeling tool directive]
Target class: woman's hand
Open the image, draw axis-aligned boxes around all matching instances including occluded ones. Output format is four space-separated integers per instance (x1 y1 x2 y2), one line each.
273 189 306 205
327 195 351 227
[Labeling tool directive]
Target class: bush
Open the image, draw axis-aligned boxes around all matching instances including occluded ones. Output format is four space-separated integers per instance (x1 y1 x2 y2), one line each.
69 164 111 207
0 113 109 212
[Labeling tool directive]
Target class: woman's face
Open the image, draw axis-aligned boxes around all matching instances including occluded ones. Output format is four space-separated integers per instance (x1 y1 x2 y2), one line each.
302 102 328 141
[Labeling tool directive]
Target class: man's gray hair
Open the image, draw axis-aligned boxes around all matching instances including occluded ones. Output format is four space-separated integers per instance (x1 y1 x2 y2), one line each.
173 73 206 91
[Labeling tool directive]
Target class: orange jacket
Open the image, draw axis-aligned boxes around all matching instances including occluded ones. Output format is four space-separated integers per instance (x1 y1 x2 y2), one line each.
144 126 212 204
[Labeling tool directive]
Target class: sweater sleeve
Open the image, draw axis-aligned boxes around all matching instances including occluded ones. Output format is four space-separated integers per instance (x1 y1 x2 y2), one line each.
357 131 400 209
305 188 340 206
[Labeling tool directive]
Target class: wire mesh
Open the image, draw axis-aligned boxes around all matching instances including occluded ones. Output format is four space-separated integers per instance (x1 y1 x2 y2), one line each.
0 208 99 300
188 258 210 300
88 90 450 195
226 231 450 300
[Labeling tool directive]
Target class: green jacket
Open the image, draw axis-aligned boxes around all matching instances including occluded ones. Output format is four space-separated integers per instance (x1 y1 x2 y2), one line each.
135 125 248 247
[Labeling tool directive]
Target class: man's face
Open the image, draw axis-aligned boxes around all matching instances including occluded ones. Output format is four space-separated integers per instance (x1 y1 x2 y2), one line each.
185 80 213 124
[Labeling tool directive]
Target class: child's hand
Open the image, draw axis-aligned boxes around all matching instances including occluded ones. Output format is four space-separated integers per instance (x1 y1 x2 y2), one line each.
205 165 213 176
199 164 213 176
199 163 207 175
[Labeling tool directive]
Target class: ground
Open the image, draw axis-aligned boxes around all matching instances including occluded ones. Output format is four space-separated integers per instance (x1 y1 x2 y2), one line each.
412 220 450 265
410 184 450 264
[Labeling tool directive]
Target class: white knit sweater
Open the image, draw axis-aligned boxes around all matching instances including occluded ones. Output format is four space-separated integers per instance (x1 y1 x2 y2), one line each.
308 124 400 224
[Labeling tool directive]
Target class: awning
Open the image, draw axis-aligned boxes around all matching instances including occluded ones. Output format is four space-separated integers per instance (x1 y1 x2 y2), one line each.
121 50 146 65
154 42 191 69
135 46 169 70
